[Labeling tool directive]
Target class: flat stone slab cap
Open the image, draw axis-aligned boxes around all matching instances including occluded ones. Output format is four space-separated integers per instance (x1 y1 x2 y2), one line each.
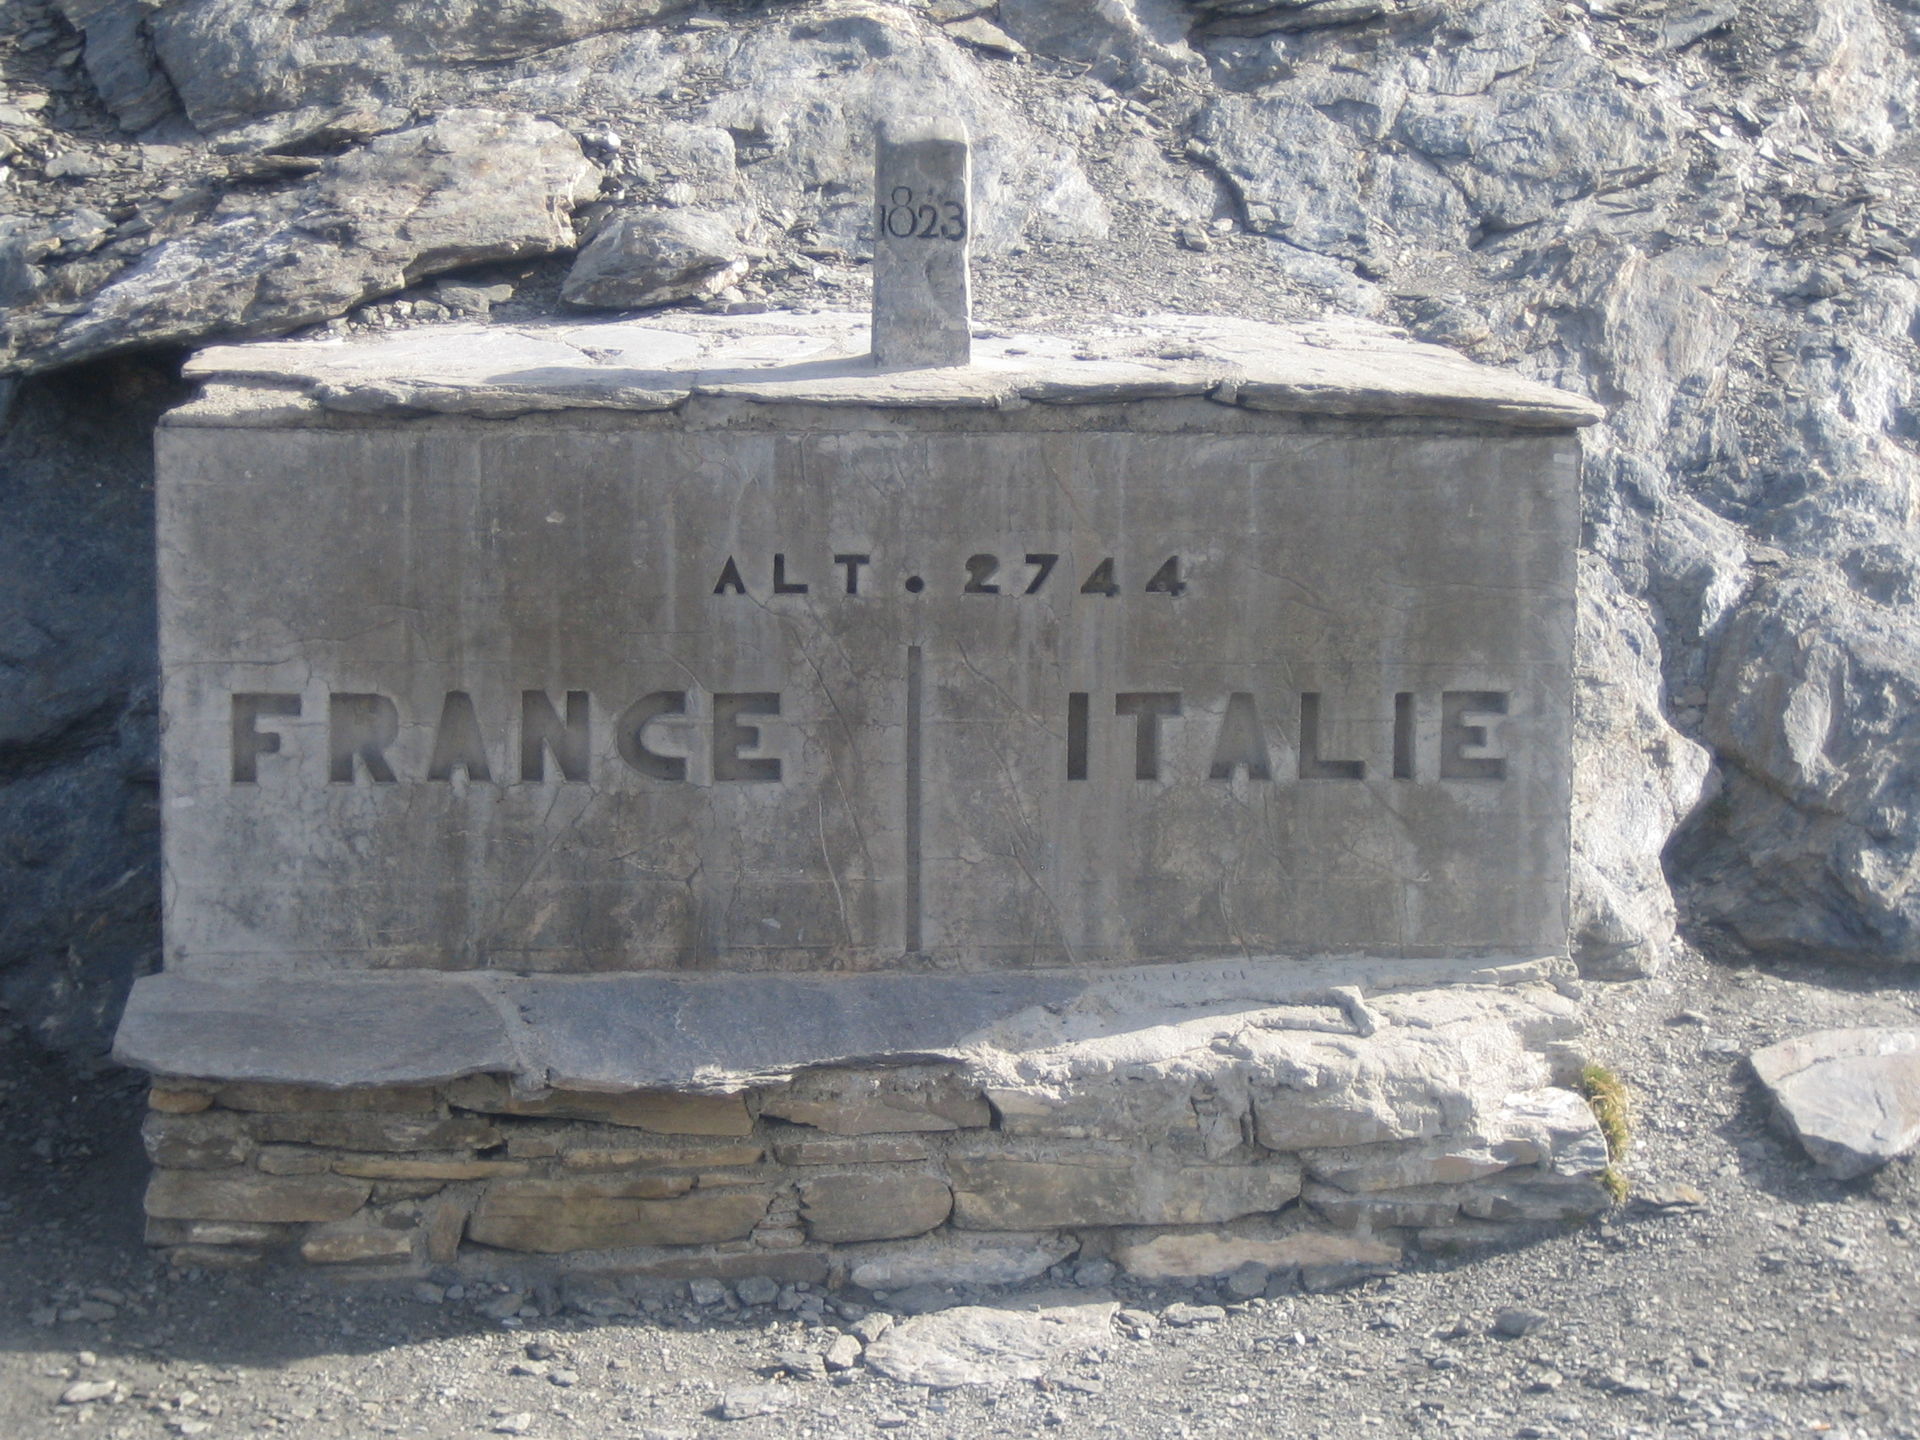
113 973 523 1087
114 955 1566 1092
1750 1027 1920 1180
177 311 1604 428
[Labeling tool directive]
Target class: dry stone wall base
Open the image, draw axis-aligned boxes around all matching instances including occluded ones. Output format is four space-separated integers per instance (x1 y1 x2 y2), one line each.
135 982 1613 1282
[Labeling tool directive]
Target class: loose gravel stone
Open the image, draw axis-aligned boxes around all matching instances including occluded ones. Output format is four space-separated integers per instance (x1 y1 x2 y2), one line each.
1493 1307 1549 1338
734 1276 779 1307
716 1383 790 1419
1162 1303 1227 1327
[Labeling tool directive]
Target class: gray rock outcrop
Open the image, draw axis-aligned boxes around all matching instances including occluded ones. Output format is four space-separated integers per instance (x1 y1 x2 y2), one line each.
1687 573 1920 963
40 110 600 368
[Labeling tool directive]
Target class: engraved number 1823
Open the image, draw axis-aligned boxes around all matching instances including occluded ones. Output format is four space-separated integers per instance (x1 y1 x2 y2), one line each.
880 186 966 241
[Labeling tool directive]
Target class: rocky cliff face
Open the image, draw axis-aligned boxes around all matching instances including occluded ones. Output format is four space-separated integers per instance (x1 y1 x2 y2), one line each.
2 0 1916 1053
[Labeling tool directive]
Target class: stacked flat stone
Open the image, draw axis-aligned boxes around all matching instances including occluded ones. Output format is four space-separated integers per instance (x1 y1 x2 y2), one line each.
136 965 1612 1282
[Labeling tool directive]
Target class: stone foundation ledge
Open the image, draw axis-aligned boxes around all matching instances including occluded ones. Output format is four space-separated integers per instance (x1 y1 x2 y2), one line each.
130 971 1616 1282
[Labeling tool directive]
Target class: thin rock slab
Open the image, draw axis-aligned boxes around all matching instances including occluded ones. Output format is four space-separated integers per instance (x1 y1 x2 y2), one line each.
862 1292 1120 1388
176 310 1603 427
1110 1212 1402 1281
115 956 1566 1093
842 1229 1077 1291
145 1169 372 1223
1750 1028 1920 1179
466 1177 773 1253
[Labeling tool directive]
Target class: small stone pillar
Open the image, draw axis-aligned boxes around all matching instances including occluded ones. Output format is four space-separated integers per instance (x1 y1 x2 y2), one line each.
871 118 972 368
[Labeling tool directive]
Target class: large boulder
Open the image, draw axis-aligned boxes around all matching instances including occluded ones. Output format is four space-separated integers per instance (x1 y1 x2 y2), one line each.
1751 1029 1920 1179
1685 571 1920 966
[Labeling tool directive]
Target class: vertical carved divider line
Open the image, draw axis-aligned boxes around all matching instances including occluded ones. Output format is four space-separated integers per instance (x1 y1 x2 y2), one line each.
905 644 924 953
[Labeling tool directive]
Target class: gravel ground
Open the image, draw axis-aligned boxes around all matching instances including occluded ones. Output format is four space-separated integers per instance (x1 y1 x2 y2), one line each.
3 950 1917 1440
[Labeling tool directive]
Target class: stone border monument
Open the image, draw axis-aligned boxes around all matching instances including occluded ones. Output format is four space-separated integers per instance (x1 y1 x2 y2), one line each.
114 127 1613 1285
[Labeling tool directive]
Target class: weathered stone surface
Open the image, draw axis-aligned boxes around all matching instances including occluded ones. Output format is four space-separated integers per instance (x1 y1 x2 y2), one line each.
823 1332 863 1372
53 0 181 132
1415 1219 1563 1254
505 1132 564 1160
148 1087 213 1114
1457 1173 1611 1223
976 979 1578 1170
1308 1168 1606 1228
1751 1028 1920 1179
701 10 1109 256
842 1230 1077 1291
330 1155 530 1181
144 0 695 132
1298 1138 1513 1194
761 1071 990 1136
209 1082 439 1113
1494 1087 1612 1176
146 1169 371 1223
996 0 1196 82
39 111 598 372
299 1220 418 1265
1302 1180 1463 1231
142 1110 252 1169
116 958 1570 1093
1252 1081 1448 1153
948 1148 1301 1230
1568 557 1712 979
424 1192 474 1263
445 1077 753 1135
1243 1013 1494 1154
370 1179 449 1202
556 1136 764 1170
113 974 521 1087
252 1112 501 1154
1191 96 1373 263
561 210 747 311
144 1217 296 1248
1298 1081 1605 1192
771 1131 933 1166
254 1145 333 1175
158 1244 268 1269
565 1247 828 1285
211 1082 442 1113
1110 1214 1402 1281
0 366 177 1060
862 1295 1120 1388
984 1077 1204 1145
466 1179 770 1252
798 1171 952 1243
